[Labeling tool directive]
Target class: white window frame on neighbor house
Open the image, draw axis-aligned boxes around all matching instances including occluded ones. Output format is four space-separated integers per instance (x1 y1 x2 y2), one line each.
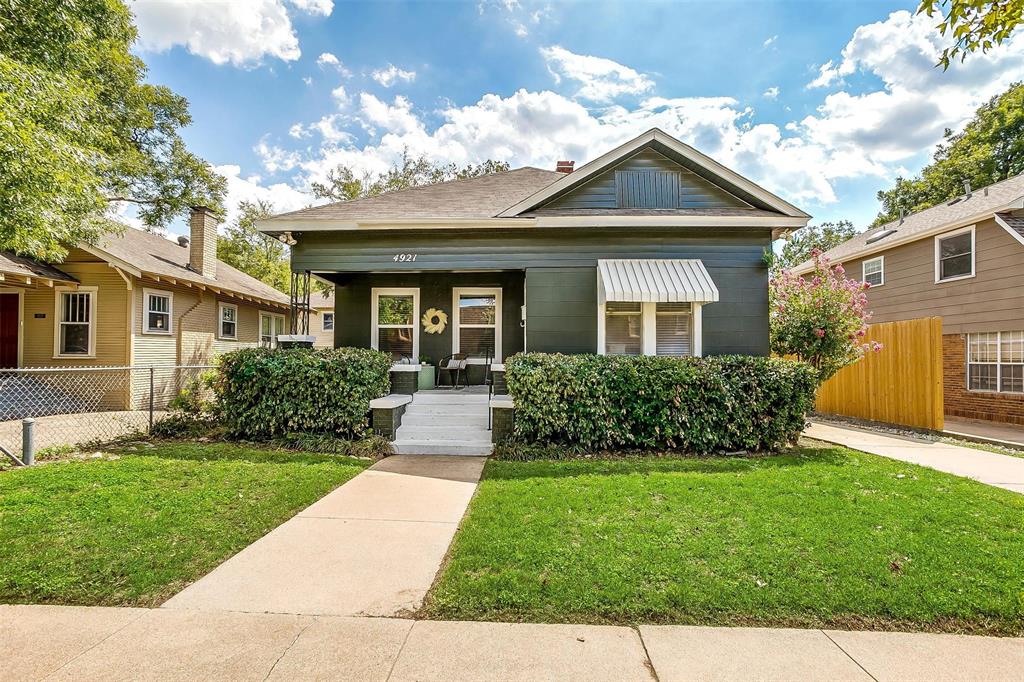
142 288 173 335
371 287 419 361
967 331 1024 394
934 225 975 283
54 286 97 358
260 312 286 348
862 256 884 287
322 312 334 332
597 301 703 357
452 287 502 363
218 302 238 340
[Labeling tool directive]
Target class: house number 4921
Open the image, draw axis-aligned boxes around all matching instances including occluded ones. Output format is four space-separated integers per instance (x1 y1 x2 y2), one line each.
393 253 417 262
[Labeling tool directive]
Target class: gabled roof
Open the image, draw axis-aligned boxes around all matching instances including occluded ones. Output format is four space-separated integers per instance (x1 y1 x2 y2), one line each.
84 226 290 309
499 128 810 219
791 173 1024 274
0 252 78 286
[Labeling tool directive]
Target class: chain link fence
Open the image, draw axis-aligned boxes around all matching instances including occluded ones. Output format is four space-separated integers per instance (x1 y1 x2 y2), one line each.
0 365 215 461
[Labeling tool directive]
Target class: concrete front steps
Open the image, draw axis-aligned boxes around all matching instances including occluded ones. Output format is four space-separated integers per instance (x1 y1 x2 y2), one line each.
393 391 493 456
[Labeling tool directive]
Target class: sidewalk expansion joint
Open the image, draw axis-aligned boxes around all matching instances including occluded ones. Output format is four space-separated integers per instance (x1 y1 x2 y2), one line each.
820 630 878 682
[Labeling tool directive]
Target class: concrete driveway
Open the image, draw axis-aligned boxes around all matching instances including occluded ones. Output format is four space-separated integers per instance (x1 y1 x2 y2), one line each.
162 455 486 617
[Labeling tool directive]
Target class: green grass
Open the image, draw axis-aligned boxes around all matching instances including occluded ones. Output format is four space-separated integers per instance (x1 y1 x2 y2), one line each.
0 442 368 607
424 445 1024 635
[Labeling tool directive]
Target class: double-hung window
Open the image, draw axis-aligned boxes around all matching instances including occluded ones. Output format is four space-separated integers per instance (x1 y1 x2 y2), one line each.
219 303 238 340
322 312 334 332
260 312 285 348
935 226 975 282
143 289 172 334
604 302 643 355
967 331 1024 393
602 301 701 357
372 288 418 361
862 257 884 287
55 287 96 357
655 303 692 356
453 288 501 362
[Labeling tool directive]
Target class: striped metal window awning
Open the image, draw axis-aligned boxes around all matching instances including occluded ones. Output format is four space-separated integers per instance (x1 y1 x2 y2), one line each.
597 259 719 303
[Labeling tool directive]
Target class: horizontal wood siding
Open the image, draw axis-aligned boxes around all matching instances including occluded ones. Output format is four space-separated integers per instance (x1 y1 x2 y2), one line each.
311 308 335 348
814 318 944 430
526 268 597 353
842 218 1024 334
541 149 749 210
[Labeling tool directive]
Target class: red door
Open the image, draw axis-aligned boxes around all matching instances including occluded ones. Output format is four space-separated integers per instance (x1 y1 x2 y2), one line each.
0 294 19 368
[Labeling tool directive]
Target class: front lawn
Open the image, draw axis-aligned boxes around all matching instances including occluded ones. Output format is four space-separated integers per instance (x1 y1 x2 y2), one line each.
424 444 1024 635
0 442 367 606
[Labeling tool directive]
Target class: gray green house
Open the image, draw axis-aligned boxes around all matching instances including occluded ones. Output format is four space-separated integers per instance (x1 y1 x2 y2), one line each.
258 128 809 384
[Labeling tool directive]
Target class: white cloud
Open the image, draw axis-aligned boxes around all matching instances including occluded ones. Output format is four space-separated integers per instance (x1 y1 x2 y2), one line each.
806 59 851 89
131 0 302 66
288 0 333 16
316 52 352 76
331 84 350 106
763 35 778 47
540 46 654 102
215 165 313 227
288 123 310 139
763 86 780 100
302 76 313 86
254 137 301 173
371 64 417 87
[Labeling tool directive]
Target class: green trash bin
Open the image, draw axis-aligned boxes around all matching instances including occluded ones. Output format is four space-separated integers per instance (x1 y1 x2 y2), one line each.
417 364 436 390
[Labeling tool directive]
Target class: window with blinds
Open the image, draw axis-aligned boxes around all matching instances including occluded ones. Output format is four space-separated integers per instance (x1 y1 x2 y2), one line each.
655 302 692 356
605 301 642 355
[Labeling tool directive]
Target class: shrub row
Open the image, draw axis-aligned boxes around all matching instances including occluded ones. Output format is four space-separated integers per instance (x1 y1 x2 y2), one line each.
216 347 391 439
505 353 817 453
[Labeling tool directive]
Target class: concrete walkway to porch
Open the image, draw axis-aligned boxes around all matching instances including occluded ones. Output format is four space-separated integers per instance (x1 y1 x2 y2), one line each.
805 421 1024 494
6 604 1023 681
162 455 486 617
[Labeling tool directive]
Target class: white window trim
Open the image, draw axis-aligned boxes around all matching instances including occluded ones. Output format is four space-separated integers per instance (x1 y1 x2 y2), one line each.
53 286 97 359
452 287 502 363
142 288 173 335
934 225 976 284
218 302 239 341
966 331 1024 394
597 301 703 357
371 287 419 361
862 256 884 287
260 312 286 348
321 311 334 332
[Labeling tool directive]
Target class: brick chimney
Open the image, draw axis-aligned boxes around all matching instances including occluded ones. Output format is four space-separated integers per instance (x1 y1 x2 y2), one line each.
555 160 574 174
188 206 218 278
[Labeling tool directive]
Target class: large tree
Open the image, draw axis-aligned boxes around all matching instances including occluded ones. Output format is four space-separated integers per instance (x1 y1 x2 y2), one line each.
217 200 290 293
0 0 226 261
771 220 857 272
311 150 511 202
873 82 1024 226
918 0 1024 68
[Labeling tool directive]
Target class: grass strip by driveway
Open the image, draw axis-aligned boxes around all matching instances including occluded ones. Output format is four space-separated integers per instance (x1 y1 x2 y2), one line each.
424 444 1024 635
0 442 368 607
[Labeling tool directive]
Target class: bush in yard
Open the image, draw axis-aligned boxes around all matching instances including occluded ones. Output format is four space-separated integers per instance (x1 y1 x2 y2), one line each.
506 353 817 453
217 347 391 439
770 249 882 381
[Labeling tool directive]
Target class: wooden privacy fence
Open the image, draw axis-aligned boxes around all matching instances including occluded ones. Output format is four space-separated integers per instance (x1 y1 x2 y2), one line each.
814 317 944 431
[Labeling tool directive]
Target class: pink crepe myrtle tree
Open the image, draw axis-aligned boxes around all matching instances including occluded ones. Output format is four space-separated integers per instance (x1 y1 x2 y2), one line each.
770 249 883 382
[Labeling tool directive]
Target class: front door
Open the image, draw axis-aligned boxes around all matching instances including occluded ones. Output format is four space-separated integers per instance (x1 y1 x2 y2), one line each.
0 293 19 368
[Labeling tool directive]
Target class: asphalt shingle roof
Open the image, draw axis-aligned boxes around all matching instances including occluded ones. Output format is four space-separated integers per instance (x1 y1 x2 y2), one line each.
997 212 1024 240
792 173 1024 272
0 252 77 284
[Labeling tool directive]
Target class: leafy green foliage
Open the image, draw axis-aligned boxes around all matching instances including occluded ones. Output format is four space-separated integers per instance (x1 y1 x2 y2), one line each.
771 220 857 272
216 199 291 292
873 82 1024 226
275 432 394 459
311 148 511 202
505 354 817 453
216 347 392 439
0 0 226 261
918 0 1024 69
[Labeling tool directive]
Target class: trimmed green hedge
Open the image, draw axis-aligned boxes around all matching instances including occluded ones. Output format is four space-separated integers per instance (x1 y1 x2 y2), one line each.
506 354 817 453
217 347 391 439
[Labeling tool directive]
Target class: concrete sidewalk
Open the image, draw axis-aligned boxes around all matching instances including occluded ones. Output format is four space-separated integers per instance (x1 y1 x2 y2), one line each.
162 455 486 617
806 421 1024 494
5 605 1022 682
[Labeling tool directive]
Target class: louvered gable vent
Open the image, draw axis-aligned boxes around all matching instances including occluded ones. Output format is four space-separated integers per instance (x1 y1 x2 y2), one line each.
615 170 681 208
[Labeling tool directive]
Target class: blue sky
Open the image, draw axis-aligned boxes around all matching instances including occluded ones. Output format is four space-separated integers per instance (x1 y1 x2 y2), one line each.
128 0 1024 238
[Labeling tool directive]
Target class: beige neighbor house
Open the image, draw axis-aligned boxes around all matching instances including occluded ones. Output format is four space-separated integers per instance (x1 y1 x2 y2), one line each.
309 290 335 348
792 174 1024 426
0 207 290 409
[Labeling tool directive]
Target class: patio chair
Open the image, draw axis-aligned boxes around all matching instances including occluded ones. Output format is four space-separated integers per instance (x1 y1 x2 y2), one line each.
437 353 468 389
